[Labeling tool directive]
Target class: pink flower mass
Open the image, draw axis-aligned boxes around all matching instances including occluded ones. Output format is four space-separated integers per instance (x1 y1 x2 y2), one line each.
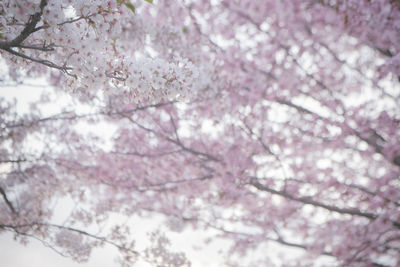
0 0 400 266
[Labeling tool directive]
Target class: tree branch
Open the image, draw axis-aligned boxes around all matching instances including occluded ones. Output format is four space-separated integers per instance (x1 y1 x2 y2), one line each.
0 222 139 255
249 177 400 229
3 47 72 72
0 186 16 214
122 115 221 162
0 0 47 49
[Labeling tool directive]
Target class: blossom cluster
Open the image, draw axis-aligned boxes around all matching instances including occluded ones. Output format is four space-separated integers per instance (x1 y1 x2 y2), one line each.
0 0 214 102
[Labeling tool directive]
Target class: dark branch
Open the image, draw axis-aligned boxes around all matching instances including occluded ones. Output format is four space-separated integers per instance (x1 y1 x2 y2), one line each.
0 0 47 49
123 115 221 162
0 186 16 214
249 177 400 229
0 1 75 73
111 149 183 158
0 222 139 255
276 98 400 167
3 47 72 71
15 43 55 52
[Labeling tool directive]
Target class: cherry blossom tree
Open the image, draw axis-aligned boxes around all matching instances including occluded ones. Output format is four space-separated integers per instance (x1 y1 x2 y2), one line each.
1 0 400 266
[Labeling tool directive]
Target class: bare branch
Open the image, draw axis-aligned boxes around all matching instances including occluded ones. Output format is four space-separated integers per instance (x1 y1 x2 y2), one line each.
122 115 221 162
3 47 73 72
15 43 55 52
0 222 140 255
249 177 372 218
111 149 183 158
0 186 16 214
